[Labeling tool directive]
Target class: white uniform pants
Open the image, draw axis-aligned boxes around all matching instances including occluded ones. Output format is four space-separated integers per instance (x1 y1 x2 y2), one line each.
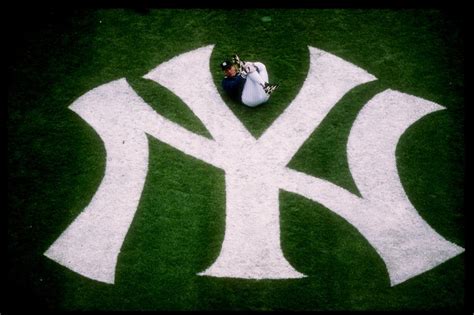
241 62 270 107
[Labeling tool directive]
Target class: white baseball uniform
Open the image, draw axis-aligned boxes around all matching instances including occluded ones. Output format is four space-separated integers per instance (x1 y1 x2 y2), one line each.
240 62 270 107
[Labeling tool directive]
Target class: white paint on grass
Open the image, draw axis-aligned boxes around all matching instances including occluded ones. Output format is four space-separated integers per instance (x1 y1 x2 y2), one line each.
278 89 464 286
44 78 221 284
44 45 464 286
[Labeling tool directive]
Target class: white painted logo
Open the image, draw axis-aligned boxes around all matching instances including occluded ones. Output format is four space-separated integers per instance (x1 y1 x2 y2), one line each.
44 45 464 286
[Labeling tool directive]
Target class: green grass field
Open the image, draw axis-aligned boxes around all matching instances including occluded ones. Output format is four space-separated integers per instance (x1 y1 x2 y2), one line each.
7 8 465 311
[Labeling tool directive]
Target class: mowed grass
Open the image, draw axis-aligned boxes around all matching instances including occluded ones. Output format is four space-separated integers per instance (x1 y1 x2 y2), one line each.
7 8 464 311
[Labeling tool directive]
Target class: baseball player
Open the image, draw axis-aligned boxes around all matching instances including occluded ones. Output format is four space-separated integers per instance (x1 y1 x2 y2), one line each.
220 54 279 107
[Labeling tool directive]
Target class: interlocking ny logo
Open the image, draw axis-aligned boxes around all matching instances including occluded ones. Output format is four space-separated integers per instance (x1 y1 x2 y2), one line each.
44 45 464 286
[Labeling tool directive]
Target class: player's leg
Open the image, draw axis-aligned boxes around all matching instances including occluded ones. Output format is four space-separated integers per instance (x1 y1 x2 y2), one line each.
246 70 267 89
240 61 278 107
253 62 269 82
241 74 270 107
251 62 279 95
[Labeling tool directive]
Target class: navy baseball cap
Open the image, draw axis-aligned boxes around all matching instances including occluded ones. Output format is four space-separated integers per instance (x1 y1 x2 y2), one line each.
221 60 232 70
